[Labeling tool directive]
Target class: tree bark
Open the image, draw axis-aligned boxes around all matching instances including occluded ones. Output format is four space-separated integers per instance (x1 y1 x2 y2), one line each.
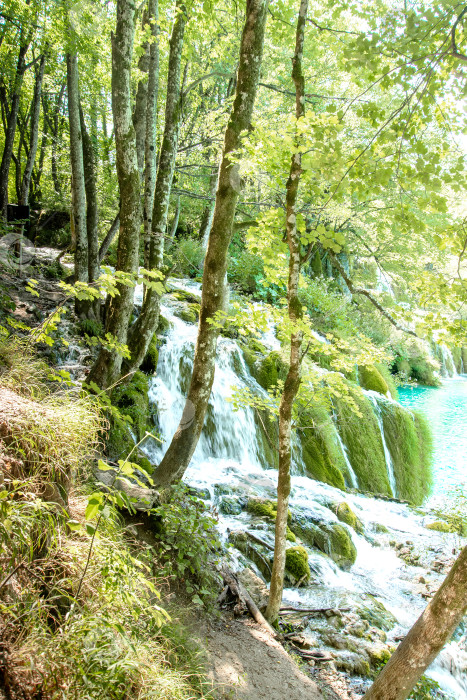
199 162 218 246
363 546 467 700
66 51 89 314
265 0 308 624
79 105 99 292
152 0 270 487
87 0 141 388
98 213 120 263
143 0 159 262
20 53 46 207
0 38 30 216
125 0 187 373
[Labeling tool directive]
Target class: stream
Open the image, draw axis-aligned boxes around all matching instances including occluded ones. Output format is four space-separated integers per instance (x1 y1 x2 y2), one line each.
138 280 467 698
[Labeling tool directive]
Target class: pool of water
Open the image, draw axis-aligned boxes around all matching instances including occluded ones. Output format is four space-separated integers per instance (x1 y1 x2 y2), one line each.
398 378 467 505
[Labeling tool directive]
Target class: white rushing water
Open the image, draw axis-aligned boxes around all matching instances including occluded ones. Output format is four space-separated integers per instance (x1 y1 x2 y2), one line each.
364 390 398 498
141 282 466 698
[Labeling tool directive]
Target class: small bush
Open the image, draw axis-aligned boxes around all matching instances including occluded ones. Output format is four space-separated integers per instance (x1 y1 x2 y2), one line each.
228 250 264 295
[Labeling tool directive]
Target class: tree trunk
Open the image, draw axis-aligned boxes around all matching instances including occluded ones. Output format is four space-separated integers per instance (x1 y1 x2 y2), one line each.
0 39 30 216
20 53 46 207
265 0 308 624
152 0 270 487
133 6 150 175
79 104 99 314
363 546 467 700
87 0 141 389
125 0 187 373
98 213 120 263
143 0 159 268
199 162 218 246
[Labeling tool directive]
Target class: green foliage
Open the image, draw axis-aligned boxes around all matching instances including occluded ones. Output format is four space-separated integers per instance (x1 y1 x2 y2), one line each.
391 341 440 386
151 484 222 610
78 318 104 338
228 249 265 296
358 365 390 396
172 237 205 278
41 260 67 280
408 676 448 699
255 351 288 391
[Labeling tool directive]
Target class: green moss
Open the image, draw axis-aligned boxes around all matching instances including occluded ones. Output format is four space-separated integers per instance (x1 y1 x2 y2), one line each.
169 289 200 304
335 502 364 534
140 334 159 375
425 520 454 533
358 596 397 631
380 403 433 504
290 511 357 570
462 347 467 372
174 303 199 324
157 315 170 334
111 371 150 442
285 546 311 582
246 498 296 540
358 365 390 396
335 386 392 496
373 523 389 534
255 351 287 391
376 363 398 399
296 400 347 489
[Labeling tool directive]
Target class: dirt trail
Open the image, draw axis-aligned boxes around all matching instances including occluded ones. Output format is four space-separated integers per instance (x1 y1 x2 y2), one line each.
201 616 326 700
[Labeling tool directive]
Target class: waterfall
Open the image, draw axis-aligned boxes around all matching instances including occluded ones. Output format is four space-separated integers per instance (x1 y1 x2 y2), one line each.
364 390 398 497
334 426 359 489
139 280 465 698
439 344 458 378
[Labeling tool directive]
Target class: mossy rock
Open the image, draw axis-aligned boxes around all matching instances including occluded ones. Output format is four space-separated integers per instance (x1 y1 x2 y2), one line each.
334 386 392 496
246 498 296 541
358 596 397 632
219 496 243 515
289 509 357 570
335 502 364 534
358 365 389 396
373 523 389 534
285 546 311 583
451 346 463 374
174 303 199 324
379 403 433 504
462 347 467 373
111 371 151 442
140 334 159 375
295 400 347 489
425 520 454 533
169 289 200 304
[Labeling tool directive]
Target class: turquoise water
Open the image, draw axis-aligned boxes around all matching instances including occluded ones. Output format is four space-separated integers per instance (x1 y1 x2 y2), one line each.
398 378 467 503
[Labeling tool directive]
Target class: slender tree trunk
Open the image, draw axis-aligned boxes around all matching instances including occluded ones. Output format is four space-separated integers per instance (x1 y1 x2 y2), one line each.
152 0 270 487
363 546 467 700
0 39 30 216
199 162 218 246
87 0 141 389
166 194 180 251
133 7 150 175
265 0 308 624
125 0 187 373
79 105 99 308
98 213 120 263
66 51 88 313
20 53 46 206
143 0 159 267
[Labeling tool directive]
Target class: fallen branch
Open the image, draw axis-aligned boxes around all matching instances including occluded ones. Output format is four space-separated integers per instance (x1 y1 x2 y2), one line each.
221 566 278 638
245 530 275 551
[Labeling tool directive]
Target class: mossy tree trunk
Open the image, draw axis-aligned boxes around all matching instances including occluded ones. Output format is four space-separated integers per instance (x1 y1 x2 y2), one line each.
151 0 270 487
265 0 308 624
87 0 141 389
79 104 100 317
125 0 187 373
363 546 467 700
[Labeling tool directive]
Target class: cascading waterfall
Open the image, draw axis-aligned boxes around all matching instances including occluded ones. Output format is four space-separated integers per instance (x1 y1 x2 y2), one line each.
364 390 398 497
440 344 458 378
141 280 466 698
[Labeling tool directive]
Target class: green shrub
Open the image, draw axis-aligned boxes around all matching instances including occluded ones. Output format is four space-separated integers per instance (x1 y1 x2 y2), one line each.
228 250 264 295
78 318 103 338
173 237 205 277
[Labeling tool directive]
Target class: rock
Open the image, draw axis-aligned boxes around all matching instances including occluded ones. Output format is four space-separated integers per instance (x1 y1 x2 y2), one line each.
285 546 311 584
229 530 273 581
219 496 243 515
333 651 371 676
173 303 200 324
238 567 269 611
290 507 357 570
187 486 211 500
95 463 159 511
358 596 397 632
373 523 389 534
334 502 364 534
